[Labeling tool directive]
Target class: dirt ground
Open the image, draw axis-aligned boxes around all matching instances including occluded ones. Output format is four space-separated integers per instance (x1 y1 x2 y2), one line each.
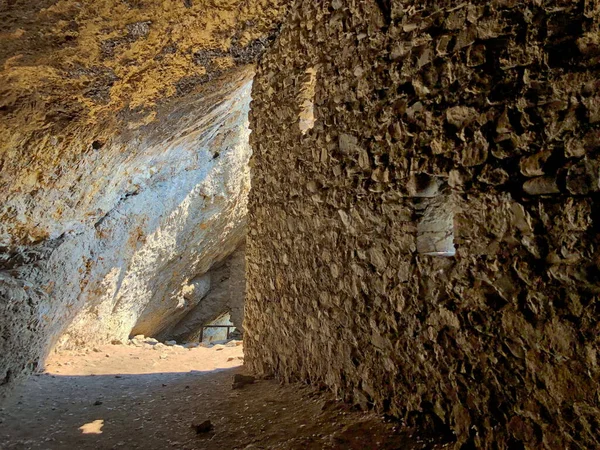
0 342 446 449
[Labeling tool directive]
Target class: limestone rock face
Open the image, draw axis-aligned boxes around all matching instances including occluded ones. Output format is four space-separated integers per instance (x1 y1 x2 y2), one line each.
0 0 284 247
1 68 253 396
246 1 600 448
56 72 252 349
0 0 285 396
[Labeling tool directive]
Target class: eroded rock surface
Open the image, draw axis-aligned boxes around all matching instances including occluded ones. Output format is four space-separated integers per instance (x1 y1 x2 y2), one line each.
57 72 252 349
1 67 253 398
0 0 284 246
246 1 600 448
157 243 247 343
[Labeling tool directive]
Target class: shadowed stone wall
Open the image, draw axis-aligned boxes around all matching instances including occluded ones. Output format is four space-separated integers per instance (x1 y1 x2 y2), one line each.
246 0 600 447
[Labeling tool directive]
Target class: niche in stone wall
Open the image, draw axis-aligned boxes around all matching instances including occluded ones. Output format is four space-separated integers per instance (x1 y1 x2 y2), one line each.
409 174 456 257
298 67 317 134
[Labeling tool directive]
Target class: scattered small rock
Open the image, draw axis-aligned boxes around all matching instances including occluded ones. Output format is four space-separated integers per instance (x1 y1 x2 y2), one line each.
191 420 213 434
232 374 255 390
94 400 103 406
165 340 177 346
111 339 124 345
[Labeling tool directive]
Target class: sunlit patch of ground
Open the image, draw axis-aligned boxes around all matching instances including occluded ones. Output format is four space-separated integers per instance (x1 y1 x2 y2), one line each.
79 420 104 435
44 341 244 376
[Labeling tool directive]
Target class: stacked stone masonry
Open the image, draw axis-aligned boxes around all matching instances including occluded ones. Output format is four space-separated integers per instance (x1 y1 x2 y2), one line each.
245 0 600 448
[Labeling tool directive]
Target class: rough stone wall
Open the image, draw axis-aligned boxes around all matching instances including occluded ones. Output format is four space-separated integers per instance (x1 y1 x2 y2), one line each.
246 1 600 448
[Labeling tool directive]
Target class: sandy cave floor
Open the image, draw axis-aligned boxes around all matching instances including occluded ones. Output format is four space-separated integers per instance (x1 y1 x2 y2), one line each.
0 342 446 449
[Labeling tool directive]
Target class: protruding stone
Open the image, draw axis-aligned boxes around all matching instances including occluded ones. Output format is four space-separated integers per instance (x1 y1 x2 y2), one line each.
519 151 552 177
446 106 478 128
523 177 560 195
467 43 486 67
232 374 255 389
339 133 359 154
478 166 508 186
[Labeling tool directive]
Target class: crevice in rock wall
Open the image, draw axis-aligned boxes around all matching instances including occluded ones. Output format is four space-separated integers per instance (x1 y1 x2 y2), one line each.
411 175 456 256
298 67 317 135
415 194 455 257
246 1 600 448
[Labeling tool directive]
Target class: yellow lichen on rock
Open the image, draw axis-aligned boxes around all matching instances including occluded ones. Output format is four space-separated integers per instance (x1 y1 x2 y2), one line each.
0 0 286 246
1 0 285 125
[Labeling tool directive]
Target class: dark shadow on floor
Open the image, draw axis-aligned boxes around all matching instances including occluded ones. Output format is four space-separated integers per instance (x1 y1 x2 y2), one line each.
0 367 447 450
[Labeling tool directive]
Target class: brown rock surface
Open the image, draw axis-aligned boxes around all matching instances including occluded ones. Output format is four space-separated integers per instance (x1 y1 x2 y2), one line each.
246 0 600 448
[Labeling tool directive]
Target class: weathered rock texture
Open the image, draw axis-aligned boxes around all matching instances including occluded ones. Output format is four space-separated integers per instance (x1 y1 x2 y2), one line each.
0 0 285 396
246 1 600 448
1 68 252 395
57 73 252 348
